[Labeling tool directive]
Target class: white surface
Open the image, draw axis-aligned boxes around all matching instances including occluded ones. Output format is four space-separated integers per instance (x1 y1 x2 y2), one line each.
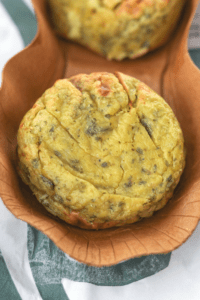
188 1 200 49
22 0 34 12
0 2 24 85
0 201 42 300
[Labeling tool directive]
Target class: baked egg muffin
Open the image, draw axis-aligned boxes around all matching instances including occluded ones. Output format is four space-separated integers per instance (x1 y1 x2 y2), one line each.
47 0 186 60
17 72 185 229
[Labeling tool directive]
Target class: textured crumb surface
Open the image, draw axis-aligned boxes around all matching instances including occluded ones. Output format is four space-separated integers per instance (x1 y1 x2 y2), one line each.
48 0 186 60
17 72 185 229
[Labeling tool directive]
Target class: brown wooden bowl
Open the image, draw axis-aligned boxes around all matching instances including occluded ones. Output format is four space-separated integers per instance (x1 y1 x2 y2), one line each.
0 0 200 267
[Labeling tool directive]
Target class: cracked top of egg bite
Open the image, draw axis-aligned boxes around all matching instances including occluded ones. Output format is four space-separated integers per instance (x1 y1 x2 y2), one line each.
17 72 185 229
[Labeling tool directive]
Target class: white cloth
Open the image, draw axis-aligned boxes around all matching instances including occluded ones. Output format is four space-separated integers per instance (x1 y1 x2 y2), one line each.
0 2 24 85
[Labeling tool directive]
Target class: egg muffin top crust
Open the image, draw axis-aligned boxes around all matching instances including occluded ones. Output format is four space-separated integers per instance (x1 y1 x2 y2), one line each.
48 0 186 60
17 72 185 229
